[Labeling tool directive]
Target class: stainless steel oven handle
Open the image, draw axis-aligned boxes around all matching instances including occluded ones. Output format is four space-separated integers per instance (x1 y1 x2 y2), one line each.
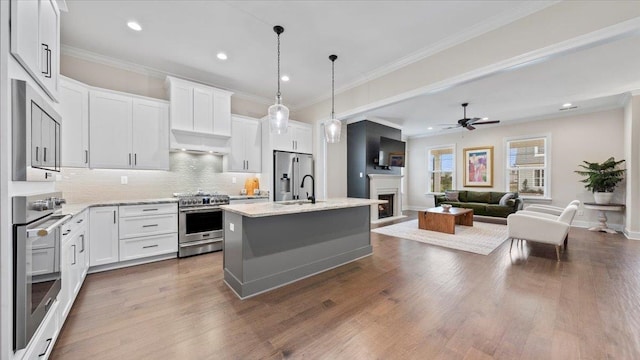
27 214 72 238
179 207 224 213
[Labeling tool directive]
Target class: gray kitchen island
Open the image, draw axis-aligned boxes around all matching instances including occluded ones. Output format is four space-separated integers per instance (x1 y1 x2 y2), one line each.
220 198 385 299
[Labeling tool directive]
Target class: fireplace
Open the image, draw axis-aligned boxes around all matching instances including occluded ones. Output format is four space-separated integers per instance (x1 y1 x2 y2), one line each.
378 194 394 219
368 174 405 223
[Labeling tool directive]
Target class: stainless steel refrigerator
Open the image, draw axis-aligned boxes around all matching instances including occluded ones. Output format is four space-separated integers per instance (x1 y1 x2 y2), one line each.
274 151 314 201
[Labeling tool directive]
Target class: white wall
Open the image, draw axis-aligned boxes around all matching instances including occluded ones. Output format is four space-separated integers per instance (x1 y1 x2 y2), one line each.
406 109 626 228
624 93 640 238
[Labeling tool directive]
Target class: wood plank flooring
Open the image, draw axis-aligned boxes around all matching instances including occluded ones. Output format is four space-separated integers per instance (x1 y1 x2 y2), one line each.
50 214 640 359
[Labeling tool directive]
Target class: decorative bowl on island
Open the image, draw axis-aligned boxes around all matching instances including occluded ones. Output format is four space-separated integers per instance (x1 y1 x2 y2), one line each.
441 204 452 212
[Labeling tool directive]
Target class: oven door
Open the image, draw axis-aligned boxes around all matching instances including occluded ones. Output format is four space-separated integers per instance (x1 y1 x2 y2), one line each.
179 207 223 244
14 214 69 350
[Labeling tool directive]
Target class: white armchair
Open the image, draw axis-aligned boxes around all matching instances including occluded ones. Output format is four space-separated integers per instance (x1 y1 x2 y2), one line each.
507 205 578 261
523 200 580 216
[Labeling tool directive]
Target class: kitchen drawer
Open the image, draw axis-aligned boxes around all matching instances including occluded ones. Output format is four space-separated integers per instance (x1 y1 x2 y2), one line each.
119 233 178 261
62 209 88 237
119 213 177 239
119 203 177 218
23 300 58 360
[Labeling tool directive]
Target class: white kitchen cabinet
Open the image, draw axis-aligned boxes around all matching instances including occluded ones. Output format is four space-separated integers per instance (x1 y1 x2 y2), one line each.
132 98 170 170
10 0 60 101
89 206 119 267
119 203 178 261
59 77 89 167
226 115 261 172
89 89 169 170
60 210 89 320
270 121 313 154
21 300 59 360
166 76 233 137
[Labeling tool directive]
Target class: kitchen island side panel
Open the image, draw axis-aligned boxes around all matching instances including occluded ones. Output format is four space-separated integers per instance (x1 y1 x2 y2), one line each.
223 205 372 299
223 211 244 291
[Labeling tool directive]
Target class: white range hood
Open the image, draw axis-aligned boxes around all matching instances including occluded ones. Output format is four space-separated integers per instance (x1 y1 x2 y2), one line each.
170 129 230 154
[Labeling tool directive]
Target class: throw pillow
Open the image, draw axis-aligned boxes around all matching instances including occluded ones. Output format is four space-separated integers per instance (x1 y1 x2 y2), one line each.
499 192 515 206
444 190 459 202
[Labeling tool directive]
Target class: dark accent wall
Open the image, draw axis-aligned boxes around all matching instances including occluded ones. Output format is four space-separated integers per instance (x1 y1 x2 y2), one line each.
347 121 402 198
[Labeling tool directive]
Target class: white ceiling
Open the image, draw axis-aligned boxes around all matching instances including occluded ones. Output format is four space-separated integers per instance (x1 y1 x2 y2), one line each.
60 1 640 137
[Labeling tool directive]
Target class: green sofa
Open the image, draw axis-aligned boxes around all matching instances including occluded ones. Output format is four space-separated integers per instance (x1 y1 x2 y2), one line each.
434 190 523 218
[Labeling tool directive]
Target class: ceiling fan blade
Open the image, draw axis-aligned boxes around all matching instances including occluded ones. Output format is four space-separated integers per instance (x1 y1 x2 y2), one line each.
465 117 482 124
443 125 461 130
474 120 501 125
465 125 476 130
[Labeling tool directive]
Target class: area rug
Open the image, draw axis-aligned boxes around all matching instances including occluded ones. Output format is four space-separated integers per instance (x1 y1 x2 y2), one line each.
371 219 508 255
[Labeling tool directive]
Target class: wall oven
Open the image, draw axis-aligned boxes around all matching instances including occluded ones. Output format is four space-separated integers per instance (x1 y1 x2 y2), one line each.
174 192 229 257
13 192 69 350
12 79 62 182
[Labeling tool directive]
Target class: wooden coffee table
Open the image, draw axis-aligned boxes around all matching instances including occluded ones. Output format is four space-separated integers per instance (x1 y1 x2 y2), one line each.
418 207 473 234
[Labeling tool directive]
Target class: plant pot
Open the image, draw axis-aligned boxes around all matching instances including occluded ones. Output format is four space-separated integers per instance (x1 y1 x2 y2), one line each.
593 192 614 204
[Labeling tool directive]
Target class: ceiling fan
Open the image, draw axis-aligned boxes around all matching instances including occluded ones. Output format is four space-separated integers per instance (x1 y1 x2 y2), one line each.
442 103 500 130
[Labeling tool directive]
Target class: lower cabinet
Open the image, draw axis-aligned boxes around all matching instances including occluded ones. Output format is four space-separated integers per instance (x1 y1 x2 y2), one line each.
119 203 178 261
89 206 119 266
60 211 89 320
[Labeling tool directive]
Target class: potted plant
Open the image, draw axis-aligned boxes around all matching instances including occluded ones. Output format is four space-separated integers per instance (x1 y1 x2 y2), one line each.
575 157 625 204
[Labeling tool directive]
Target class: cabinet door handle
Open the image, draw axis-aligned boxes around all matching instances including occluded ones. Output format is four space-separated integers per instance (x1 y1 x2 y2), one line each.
113 210 116 224
142 224 159 228
129 153 132 165
246 160 249 170
80 234 85 253
35 146 39 161
142 208 158 212
38 338 52 357
43 147 47 163
142 244 159 249
71 244 77 265
76 218 84 224
134 153 137 166
85 150 89 164
41 43 51 78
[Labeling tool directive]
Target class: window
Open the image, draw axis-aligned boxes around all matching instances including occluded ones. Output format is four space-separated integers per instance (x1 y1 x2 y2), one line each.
506 137 548 198
427 146 455 193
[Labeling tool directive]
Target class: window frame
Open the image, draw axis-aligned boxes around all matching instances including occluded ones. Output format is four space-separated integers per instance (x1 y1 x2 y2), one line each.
426 144 457 194
504 134 551 200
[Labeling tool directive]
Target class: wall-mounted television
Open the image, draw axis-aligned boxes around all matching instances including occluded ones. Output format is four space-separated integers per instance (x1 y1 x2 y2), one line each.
378 137 406 167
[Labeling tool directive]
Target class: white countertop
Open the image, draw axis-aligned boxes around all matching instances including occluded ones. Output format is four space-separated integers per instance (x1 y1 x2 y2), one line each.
228 195 270 200
61 198 178 217
220 197 386 218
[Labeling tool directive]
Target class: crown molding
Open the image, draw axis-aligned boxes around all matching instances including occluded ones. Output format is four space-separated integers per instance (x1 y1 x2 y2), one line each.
295 1 559 110
61 45 273 106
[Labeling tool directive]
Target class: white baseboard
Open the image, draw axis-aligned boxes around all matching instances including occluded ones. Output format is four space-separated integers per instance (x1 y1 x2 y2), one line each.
624 228 640 240
572 220 624 232
405 205 428 211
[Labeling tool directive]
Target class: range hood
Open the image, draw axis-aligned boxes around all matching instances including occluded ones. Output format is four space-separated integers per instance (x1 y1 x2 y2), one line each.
170 129 230 154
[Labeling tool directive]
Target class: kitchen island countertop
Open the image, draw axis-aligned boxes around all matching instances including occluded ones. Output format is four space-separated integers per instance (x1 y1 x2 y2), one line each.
220 197 385 218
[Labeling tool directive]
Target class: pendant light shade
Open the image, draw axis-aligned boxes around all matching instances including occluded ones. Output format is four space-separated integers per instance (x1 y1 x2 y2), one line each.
269 25 289 134
325 54 341 143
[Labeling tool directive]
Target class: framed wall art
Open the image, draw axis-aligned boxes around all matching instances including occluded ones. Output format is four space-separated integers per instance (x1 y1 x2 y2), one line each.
463 146 493 187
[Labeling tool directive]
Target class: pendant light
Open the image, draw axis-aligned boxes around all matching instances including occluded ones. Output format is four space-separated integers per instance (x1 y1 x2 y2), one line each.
324 54 341 143
268 25 289 134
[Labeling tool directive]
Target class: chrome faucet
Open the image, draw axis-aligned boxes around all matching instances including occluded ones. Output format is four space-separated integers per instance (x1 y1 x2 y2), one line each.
300 174 316 204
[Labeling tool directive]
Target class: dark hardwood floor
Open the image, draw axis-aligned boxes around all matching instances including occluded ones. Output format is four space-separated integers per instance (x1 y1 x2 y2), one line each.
51 214 640 359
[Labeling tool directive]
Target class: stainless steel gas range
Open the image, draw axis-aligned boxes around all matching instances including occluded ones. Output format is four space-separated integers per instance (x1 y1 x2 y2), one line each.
174 191 230 258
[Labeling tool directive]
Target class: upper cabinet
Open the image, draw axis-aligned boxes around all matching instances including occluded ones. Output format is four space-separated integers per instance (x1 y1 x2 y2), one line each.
89 89 169 170
270 121 313 154
59 77 89 167
166 76 233 137
11 0 60 101
225 115 261 173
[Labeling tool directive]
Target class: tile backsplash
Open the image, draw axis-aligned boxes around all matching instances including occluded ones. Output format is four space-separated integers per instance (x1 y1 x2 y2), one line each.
56 152 263 204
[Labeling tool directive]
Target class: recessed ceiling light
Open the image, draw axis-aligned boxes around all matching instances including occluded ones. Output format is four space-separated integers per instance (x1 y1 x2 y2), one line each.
216 52 228 60
562 103 572 108
209 151 214 154
181 148 186 152
127 21 142 31
481 117 489 121
281 75 290 82
427 127 433 130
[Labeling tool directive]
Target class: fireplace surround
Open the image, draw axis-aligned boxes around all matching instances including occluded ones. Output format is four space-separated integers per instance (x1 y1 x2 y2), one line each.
368 174 405 223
